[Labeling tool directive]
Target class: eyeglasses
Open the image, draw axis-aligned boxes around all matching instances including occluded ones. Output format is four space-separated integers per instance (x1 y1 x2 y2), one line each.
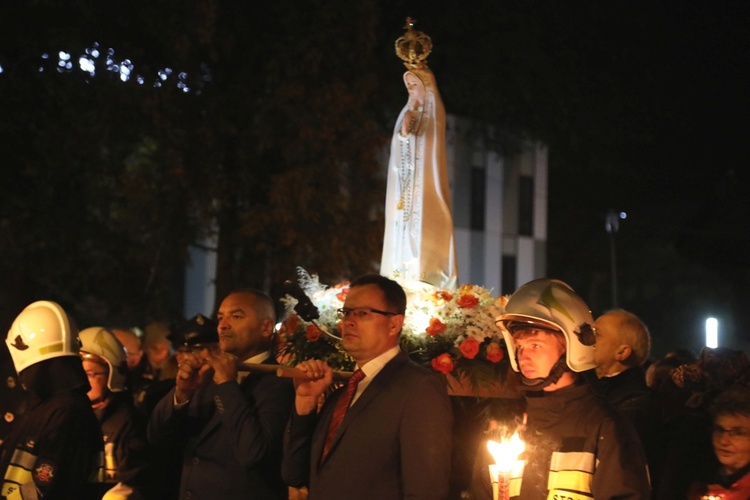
713 425 750 439
336 307 399 320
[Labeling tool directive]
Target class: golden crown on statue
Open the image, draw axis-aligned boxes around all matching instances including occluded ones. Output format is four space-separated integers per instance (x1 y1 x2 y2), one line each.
395 17 433 70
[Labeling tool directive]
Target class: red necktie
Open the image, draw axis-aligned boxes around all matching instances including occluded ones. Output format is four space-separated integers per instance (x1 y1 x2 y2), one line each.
322 369 365 460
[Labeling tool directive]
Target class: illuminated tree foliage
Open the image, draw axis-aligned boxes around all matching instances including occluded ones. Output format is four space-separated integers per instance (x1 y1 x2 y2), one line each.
0 0 396 325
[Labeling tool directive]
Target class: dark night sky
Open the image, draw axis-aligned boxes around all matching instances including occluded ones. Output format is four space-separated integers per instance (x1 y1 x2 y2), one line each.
391 1 750 354
0 1 747 355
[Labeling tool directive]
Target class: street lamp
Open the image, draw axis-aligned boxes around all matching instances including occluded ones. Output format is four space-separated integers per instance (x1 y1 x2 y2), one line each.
605 210 626 308
706 317 718 348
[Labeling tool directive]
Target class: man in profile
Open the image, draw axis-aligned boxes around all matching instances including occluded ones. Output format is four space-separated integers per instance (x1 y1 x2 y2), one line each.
471 279 650 499
592 310 656 431
149 289 294 499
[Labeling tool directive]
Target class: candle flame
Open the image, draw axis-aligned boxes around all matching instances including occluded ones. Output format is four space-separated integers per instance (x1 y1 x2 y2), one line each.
487 432 525 472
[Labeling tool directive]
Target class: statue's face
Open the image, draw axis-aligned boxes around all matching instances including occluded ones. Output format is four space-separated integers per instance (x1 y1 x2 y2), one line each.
404 72 425 104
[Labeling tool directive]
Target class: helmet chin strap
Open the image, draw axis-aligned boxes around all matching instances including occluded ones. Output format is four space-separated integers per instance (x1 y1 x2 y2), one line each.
90 390 112 409
518 353 569 391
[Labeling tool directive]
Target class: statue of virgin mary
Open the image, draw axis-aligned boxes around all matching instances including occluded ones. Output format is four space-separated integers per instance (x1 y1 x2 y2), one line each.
380 20 457 290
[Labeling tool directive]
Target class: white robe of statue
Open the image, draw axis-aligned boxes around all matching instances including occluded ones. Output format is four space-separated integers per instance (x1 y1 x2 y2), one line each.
380 68 457 290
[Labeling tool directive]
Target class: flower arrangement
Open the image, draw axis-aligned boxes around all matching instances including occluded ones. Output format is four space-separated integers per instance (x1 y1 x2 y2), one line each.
277 268 512 393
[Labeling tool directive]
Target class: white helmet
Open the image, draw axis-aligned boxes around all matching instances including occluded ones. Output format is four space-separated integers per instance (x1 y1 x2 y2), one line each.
496 278 596 373
79 326 128 392
6 300 81 374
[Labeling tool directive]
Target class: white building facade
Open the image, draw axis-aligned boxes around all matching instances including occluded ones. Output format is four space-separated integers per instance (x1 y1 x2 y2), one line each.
182 114 548 315
447 115 548 296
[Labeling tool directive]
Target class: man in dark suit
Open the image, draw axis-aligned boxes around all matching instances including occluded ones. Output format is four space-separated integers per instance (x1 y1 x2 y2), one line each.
148 289 295 499
283 274 453 499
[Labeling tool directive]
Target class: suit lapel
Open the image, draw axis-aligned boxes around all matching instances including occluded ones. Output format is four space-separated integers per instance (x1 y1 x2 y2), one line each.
319 352 408 463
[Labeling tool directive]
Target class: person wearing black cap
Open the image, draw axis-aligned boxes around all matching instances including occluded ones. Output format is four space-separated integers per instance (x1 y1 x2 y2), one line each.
148 290 295 499
170 314 219 359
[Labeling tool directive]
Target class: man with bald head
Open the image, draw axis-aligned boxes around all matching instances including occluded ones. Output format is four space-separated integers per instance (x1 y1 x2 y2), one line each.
593 308 661 485
594 309 651 379
148 289 295 499
593 309 653 418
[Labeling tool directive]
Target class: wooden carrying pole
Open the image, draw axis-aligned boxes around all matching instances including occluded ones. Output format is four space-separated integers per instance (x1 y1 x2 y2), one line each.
238 362 353 382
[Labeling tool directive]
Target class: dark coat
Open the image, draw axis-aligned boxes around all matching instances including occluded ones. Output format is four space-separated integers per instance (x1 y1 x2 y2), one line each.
0 390 103 500
283 351 454 500
92 392 162 498
148 358 295 500
589 367 664 486
470 382 651 500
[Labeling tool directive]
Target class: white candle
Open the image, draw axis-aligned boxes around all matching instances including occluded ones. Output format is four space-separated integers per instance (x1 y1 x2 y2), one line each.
487 433 525 500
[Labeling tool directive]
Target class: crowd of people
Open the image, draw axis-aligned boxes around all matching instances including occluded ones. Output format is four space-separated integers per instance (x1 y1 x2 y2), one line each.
1 275 749 499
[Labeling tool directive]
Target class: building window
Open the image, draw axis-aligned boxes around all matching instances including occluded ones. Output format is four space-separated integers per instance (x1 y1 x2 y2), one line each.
519 176 533 236
470 166 485 230
502 255 516 295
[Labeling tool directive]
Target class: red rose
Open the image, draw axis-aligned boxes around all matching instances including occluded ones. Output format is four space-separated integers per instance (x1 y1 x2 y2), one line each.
425 317 447 336
431 353 455 374
433 290 453 302
456 294 479 309
282 314 301 335
305 324 321 342
486 342 504 363
459 337 480 359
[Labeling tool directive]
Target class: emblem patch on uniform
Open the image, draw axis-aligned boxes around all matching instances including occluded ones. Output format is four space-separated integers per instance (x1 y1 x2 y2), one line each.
34 463 55 483
4 412 13 423
7 376 16 388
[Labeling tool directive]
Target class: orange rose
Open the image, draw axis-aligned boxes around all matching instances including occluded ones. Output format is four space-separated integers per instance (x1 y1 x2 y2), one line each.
456 294 479 309
459 337 480 359
425 317 447 336
486 342 504 363
282 314 301 335
431 353 455 374
336 287 350 302
432 290 453 302
305 324 321 342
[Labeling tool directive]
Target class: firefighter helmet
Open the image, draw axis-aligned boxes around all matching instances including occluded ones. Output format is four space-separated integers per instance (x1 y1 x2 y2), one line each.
6 300 81 374
496 278 596 373
79 326 128 392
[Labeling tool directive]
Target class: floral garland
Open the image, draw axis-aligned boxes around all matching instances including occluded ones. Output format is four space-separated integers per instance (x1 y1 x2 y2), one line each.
277 268 511 392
